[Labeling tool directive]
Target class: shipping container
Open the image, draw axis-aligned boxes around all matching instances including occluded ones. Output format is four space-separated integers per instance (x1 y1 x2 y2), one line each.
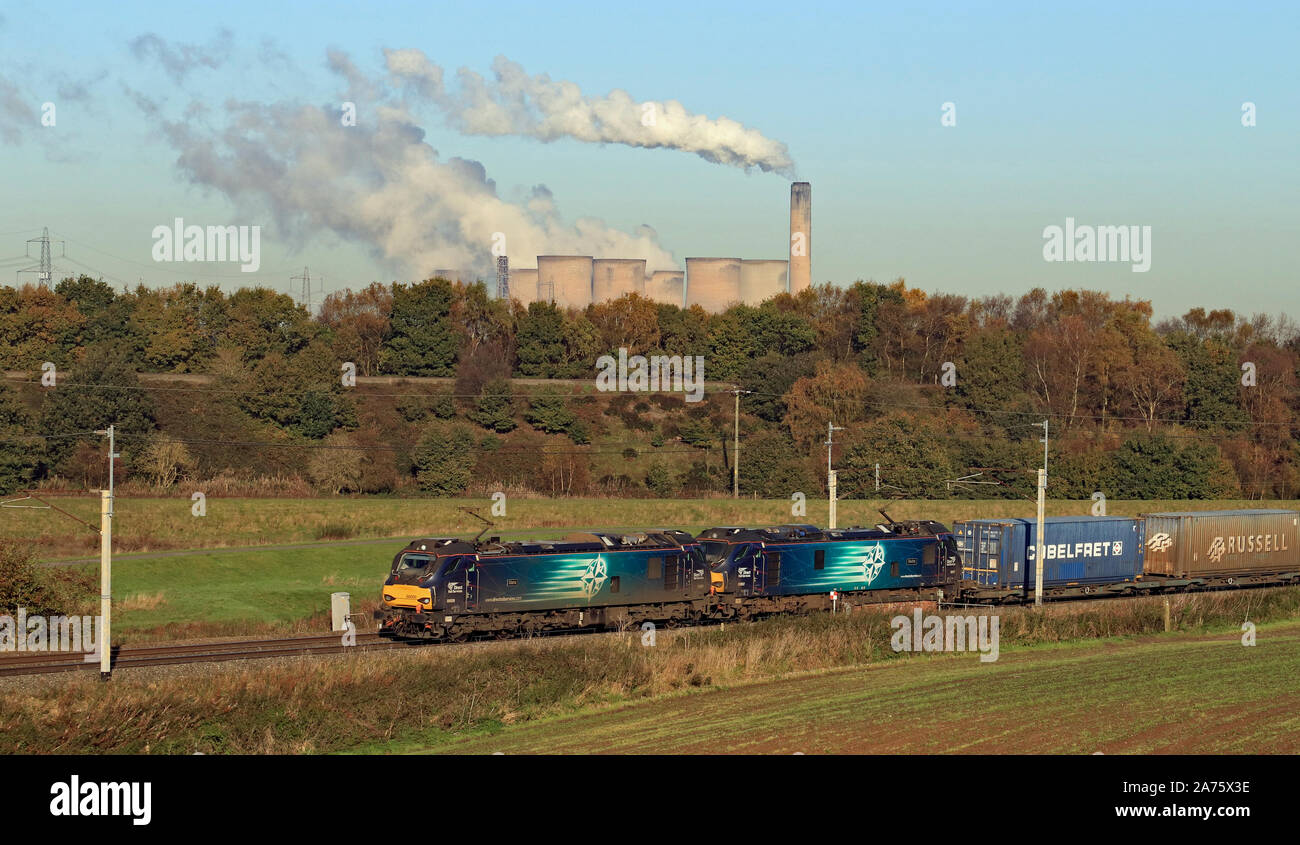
1141 509 1300 577
954 516 1145 592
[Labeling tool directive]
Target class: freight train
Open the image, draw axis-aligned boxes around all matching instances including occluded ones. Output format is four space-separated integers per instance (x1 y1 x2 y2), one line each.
955 509 1300 602
375 509 1300 641
377 514 959 640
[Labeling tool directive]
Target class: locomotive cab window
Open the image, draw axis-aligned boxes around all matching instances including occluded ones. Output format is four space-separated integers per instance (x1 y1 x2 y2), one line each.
700 541 730 566
440 556 466 575
398 554 432 573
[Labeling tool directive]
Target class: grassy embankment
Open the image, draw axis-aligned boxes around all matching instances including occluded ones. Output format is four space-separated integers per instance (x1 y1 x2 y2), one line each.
3 587 1297 754
7 498 1297 642
10 496 1297 561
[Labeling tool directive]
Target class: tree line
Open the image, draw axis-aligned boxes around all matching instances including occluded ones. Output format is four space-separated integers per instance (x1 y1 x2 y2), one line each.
1 275 1296 499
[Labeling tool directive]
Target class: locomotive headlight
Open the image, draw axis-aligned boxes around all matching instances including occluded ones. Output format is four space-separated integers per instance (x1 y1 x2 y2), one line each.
418 596 431 605
383 594 395 602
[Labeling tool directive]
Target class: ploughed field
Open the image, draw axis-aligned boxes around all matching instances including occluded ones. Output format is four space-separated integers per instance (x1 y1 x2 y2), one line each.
413 621 1300 755
6 591 1298 755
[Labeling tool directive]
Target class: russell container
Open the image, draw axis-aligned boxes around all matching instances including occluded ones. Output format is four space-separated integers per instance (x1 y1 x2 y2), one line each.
954 516 1145 592
1141 509 1300 577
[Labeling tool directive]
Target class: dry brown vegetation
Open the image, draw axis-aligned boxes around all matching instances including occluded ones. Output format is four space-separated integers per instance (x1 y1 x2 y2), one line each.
4 586 1297 754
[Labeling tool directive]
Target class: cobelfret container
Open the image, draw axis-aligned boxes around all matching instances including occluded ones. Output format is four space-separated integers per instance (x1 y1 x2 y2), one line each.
954 516 1145 591
1141 509 1300 577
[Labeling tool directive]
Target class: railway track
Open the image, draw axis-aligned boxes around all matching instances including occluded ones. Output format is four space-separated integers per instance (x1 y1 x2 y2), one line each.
0 631 414 678
4 578 1295 679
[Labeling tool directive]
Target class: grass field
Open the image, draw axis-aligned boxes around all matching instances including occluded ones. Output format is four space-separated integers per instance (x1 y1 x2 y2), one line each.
105 546 384 639
6 589 1298 754
12 496 1299 641
10 496 1299 561
404 622 1300 754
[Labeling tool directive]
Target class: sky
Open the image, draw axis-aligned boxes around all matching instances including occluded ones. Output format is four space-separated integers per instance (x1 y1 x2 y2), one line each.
0 0 1296 320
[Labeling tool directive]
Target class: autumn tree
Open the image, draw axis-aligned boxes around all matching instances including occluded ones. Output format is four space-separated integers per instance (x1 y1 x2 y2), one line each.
307 433 364 494
0 284 85 370
783 359 871 446
138 437 197 487
1115 333 1185 431
223 286 315 362
319 282 392 377
587 293 661 355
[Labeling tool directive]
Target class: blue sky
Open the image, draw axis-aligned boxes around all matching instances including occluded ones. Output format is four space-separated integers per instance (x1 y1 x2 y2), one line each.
0 0 1296 319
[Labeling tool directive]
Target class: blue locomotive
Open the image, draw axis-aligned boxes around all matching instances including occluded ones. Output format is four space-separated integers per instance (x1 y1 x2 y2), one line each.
377 513 961 639
697 515 961 616
377 529 712 640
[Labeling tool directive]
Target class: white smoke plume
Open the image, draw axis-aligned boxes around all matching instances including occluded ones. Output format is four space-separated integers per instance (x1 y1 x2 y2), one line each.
154 98 677 281
384 50 795 176
133 42 795 282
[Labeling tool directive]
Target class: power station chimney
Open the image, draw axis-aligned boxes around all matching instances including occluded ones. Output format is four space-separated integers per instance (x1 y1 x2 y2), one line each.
789 182 811 294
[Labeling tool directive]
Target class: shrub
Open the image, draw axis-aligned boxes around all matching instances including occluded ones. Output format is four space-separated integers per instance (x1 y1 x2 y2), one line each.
412 423 476 495
468 378 517 433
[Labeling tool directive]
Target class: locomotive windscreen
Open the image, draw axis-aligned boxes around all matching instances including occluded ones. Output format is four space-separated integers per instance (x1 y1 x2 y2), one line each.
699 540 731 566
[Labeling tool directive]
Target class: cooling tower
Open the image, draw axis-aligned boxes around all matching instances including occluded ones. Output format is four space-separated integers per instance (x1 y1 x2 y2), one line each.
739 259 789 305
789 182 811 294
685 257 741 313
537 255 593 310
511 268 539 306
646 270 685 307
592 258 646 302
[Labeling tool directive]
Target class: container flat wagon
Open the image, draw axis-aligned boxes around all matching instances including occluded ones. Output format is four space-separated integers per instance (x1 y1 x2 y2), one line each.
956 510 1300 603
954 516 1145 602
1142 509 1300 583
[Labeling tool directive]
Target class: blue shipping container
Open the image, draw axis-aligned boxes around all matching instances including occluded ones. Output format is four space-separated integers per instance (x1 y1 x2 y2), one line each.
953 516 1145 591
